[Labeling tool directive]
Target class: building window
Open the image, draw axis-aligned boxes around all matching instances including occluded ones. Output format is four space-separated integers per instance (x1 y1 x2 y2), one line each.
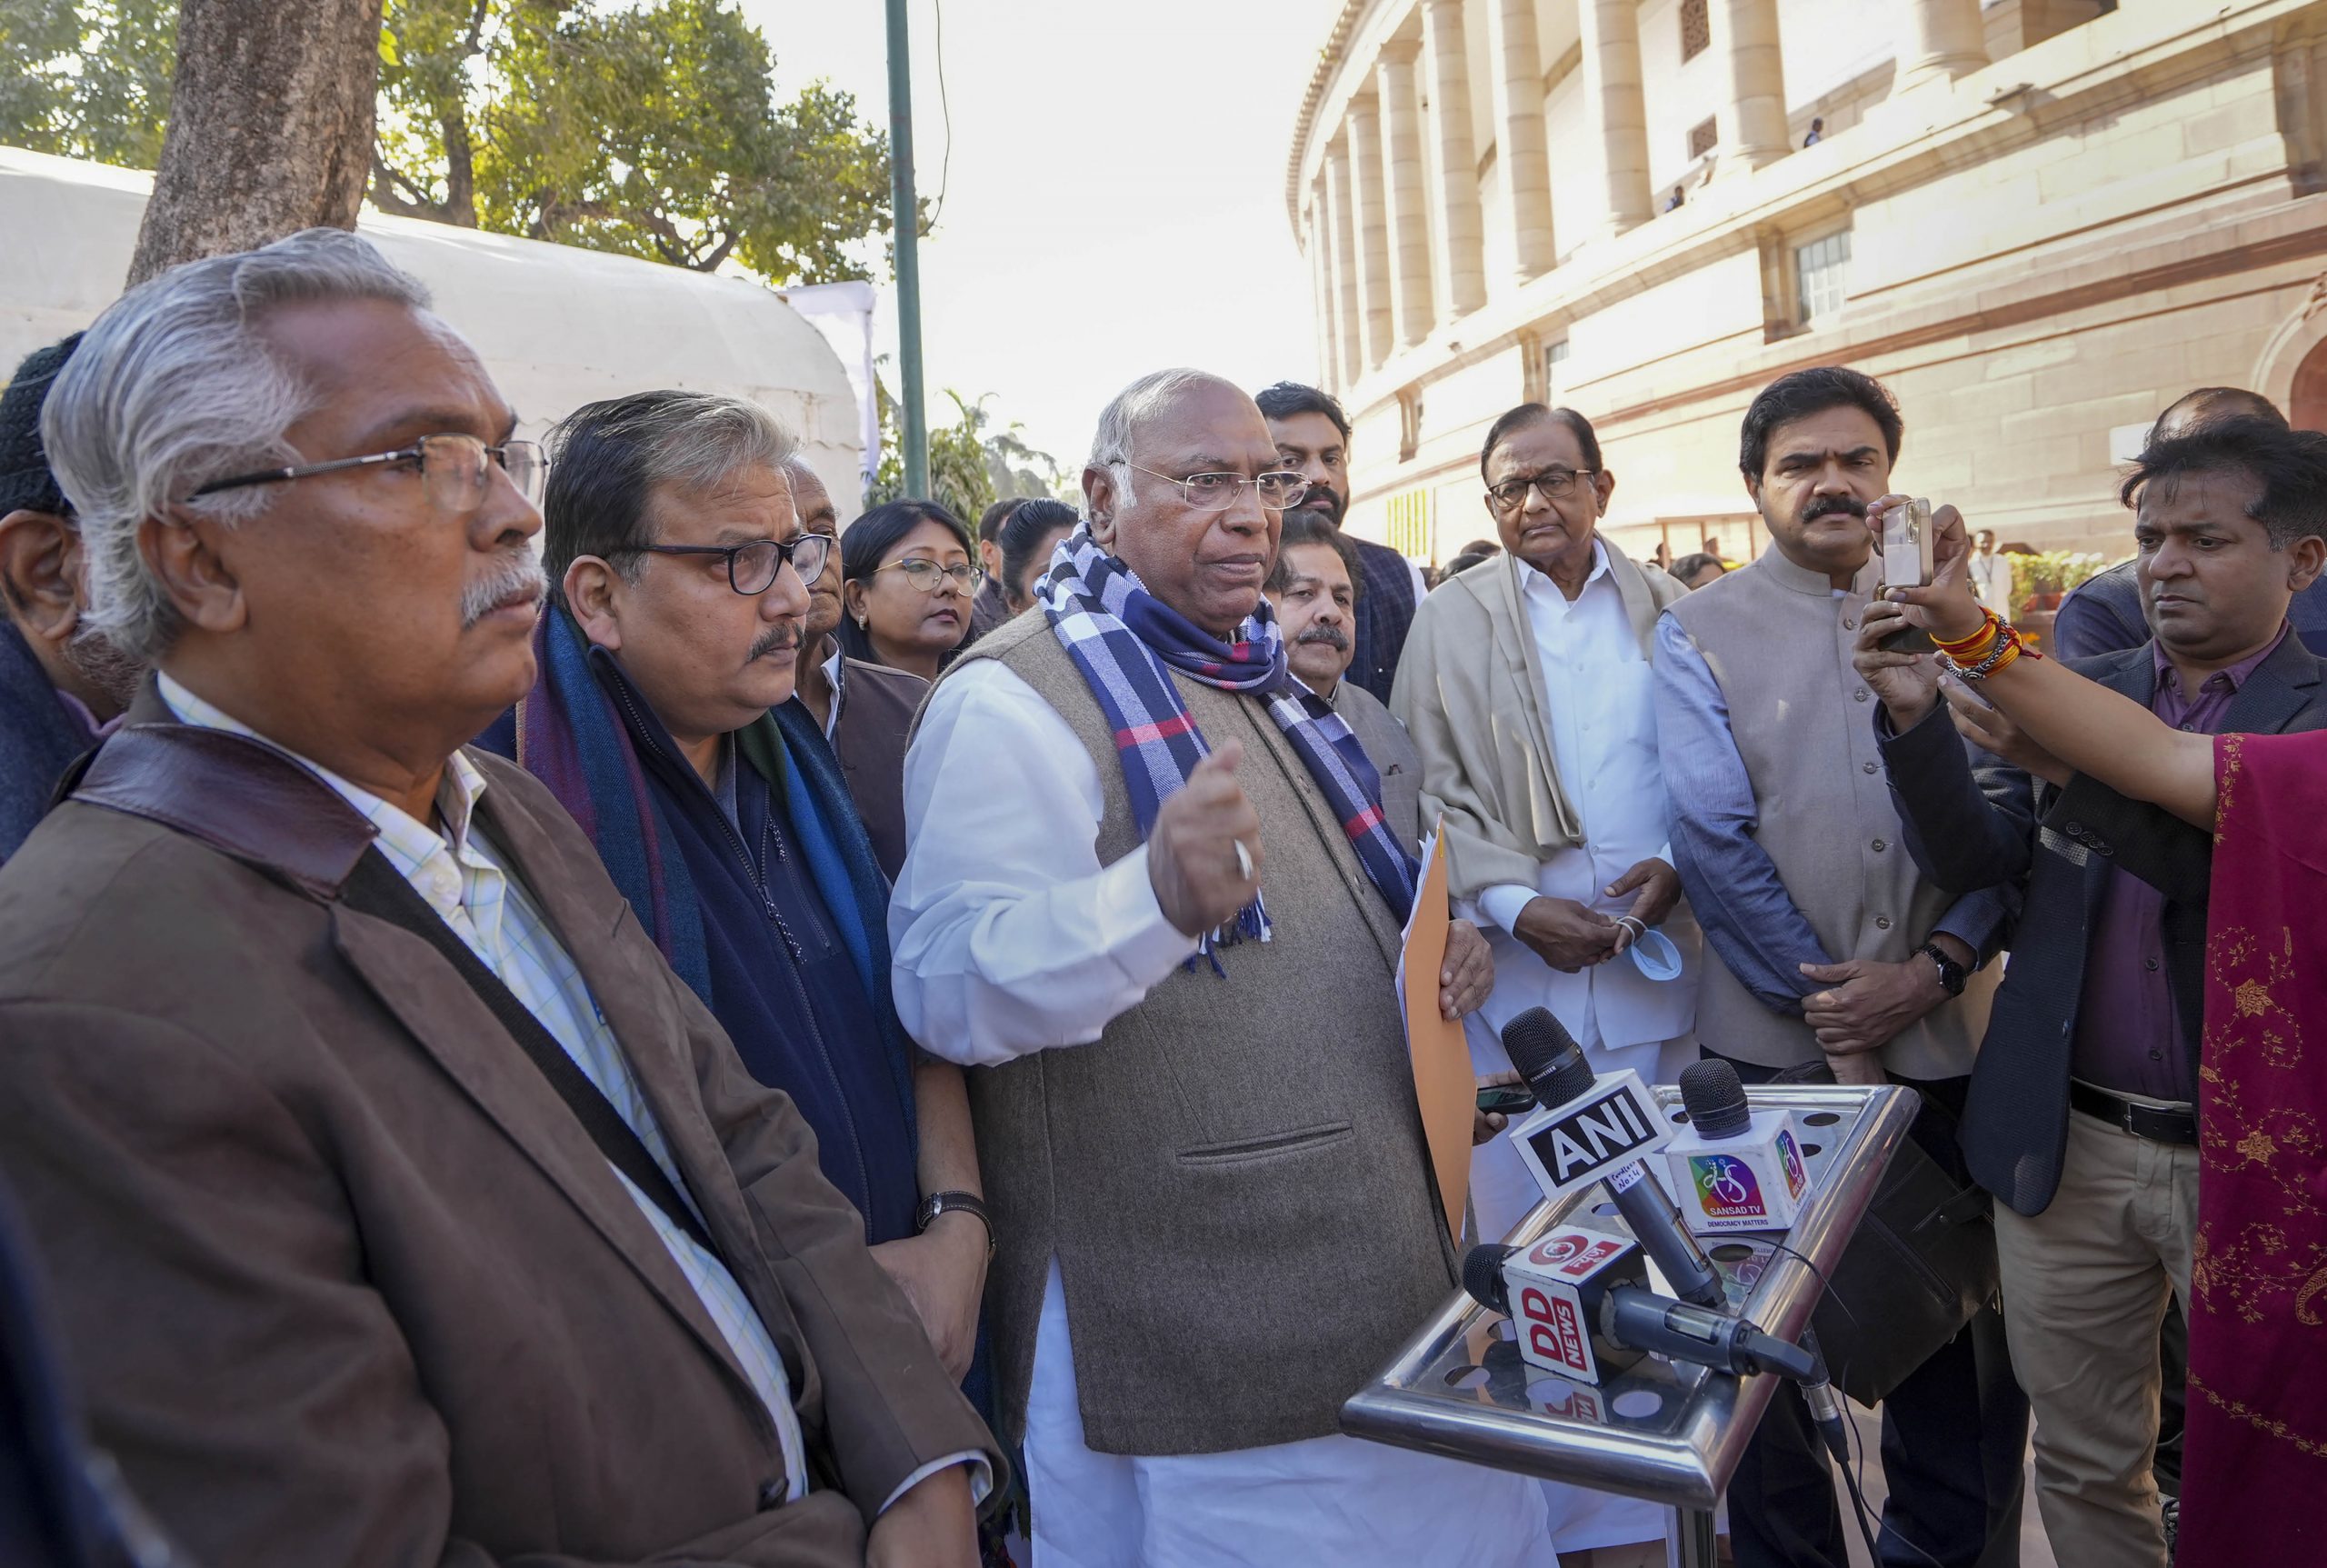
1795 229 1853 325
1688 116 1717 160
1546 339 1571 394
1680 0 1710 63
1387 487 1433 562
1398 387 1424 463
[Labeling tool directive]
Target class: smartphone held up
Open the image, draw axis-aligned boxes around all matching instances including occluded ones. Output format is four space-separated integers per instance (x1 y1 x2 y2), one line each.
1878 497 1938 654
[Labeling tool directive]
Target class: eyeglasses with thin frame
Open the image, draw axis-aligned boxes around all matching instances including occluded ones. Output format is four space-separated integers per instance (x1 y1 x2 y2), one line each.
190 434 545 513
1485 468 1600 514
624 533 835 596
1124 464 1310 512
871 558 982 594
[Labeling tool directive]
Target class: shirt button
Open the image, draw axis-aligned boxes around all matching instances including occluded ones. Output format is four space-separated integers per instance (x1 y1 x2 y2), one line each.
1853 689 1870 703
1875 916 1893 930
1863 762 1879 774
2149 1049 2164 1062
2145 958 2160 972
1872 839 1888 853
2180 723 2195 732
1843 617 1857 630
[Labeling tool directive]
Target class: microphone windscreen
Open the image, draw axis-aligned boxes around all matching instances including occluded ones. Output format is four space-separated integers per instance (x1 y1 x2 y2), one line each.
1462 1243 1515 1315
1678 1059 1752 1139
1502 1006 1593 1108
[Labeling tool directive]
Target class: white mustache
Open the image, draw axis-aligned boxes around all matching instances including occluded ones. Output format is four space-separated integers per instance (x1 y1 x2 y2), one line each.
460 554 549 629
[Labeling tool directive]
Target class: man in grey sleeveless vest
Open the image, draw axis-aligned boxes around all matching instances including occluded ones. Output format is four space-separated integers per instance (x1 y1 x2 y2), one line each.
891 371 1551 1566
1655 368 2028 1568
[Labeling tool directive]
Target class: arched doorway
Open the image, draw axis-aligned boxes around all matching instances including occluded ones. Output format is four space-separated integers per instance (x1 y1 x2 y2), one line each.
2291 334 2327 432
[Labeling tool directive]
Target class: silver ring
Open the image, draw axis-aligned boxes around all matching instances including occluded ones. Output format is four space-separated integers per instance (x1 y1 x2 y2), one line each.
1233 839 1254 881
1616 914 1648 939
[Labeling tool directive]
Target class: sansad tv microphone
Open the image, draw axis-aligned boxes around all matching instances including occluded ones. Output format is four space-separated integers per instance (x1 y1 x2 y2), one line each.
1497 1007 1727 1310
1663 1060 1813 1236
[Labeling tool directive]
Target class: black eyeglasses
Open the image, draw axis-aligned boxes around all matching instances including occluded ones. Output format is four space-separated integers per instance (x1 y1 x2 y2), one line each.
190 434 545 514
625 533 835 595
1485 468 1600 513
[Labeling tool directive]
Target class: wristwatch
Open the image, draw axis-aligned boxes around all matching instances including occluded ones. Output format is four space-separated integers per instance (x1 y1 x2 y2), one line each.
1916 941 1969 998
915 1190 995 1258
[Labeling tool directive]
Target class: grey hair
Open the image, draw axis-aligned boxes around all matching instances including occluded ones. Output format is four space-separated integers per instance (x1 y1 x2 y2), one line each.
1085 367 1240 510
539 389 799 605
41 228 434 661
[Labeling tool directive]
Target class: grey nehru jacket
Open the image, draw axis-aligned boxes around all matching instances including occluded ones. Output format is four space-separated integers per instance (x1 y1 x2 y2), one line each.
935 613 1458 1457
1663 549 1999 1080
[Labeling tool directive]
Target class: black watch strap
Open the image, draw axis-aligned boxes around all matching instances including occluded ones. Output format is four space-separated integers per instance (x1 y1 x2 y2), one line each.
916 1190 994 1257
1917 941 1969 998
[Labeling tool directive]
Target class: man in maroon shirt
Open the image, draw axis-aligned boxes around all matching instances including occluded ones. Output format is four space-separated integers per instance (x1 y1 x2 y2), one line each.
1854 414 2327 1566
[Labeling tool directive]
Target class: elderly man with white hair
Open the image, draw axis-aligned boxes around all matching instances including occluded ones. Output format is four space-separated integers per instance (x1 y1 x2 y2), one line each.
0 229 999 1568
890 369 1549 1565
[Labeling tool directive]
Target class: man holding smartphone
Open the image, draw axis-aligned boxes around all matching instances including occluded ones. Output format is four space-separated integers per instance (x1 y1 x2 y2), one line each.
1654 366 2027 1568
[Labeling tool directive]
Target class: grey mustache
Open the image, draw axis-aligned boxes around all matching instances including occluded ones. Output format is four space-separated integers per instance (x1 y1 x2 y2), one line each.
1296 626 1351 650
460 554 548 629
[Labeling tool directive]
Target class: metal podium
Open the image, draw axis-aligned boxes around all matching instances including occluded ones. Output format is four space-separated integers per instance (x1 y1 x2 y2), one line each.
1342 1083 1921 1568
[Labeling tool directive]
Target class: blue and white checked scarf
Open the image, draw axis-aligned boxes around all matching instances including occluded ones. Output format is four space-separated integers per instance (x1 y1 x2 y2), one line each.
1041 525 1418 968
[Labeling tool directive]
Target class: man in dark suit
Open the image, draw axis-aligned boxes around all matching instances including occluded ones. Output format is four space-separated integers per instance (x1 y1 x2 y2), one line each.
0 228 995 1568
1856 414 2327 1567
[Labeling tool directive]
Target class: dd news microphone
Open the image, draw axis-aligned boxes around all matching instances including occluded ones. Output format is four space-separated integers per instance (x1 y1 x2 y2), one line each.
1465 1241 1815 1384
1498 1007 1727 1309
1663 1060 1813 1236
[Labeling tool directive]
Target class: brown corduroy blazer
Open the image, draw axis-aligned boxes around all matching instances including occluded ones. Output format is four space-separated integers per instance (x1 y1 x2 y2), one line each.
0 694 999 1568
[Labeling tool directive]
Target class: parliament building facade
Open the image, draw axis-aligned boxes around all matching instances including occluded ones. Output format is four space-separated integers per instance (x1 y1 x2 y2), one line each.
1288 0 2327 564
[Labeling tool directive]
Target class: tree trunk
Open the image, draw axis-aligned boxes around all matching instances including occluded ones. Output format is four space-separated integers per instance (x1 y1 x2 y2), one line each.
126 0 387 286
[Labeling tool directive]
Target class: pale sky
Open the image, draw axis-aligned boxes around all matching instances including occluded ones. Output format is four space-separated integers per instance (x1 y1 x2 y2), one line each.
740 0 1342 479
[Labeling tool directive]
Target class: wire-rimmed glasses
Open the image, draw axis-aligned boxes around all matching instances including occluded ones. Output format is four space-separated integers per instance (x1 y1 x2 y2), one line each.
1124 464 1310 512
190 434 546 514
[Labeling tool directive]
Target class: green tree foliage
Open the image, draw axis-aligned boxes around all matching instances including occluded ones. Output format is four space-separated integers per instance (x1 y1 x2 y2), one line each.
0 0 179 168
1 0 894 286
869 386 1078 521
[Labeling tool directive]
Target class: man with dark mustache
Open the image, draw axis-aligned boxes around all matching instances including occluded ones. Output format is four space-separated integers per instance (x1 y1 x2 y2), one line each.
1655 366 2027 1568
482 389 993 1393
1262 511 1423 847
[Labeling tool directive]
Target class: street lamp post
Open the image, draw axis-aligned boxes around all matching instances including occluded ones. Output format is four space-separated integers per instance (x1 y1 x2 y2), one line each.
884 0 929 498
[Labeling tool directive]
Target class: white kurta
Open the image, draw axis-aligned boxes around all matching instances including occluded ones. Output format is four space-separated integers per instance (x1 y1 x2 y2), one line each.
893 659 1556 1568
1463 548 1697 1554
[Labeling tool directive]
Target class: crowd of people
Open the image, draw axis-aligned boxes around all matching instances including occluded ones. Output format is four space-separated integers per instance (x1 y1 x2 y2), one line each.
0 225 2315 1568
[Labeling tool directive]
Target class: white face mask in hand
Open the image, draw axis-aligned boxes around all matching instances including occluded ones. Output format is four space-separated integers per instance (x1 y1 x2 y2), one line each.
1623 925 1683 982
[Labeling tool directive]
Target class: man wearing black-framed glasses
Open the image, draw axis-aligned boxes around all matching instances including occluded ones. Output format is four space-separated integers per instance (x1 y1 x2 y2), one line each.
479 388 994 1433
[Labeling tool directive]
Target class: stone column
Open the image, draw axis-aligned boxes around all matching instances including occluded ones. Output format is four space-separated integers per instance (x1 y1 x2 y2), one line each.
1422 0 1486 319
1714 0 1790 177
1376 45 1433 348
1347 95 1395 370
1893 0 1990 94
1323 138 1363 386
1483 0 1557 280
1306 204 1340 390
1580 0 1652 239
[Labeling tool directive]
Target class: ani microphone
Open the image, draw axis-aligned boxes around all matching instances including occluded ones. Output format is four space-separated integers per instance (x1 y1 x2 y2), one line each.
1496 1007 1727 1310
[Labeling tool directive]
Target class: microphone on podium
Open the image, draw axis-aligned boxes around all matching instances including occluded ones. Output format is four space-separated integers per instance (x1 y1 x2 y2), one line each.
1496 1008 1727 1309
1463 1240 1816 1384
1662 1060 1812 1236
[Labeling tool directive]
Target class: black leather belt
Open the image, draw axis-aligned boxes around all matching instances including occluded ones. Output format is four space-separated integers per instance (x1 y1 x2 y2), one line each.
2070 1081 2198 1146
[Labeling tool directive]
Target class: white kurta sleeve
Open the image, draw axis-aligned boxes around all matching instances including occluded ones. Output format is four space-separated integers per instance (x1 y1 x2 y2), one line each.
888 660 1199 1068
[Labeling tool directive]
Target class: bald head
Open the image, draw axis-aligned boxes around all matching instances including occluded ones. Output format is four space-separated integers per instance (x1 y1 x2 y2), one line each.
2155 386 2285 442
1083 369 1282 635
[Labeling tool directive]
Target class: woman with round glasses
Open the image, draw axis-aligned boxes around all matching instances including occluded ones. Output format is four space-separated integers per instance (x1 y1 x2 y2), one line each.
838 500 982 680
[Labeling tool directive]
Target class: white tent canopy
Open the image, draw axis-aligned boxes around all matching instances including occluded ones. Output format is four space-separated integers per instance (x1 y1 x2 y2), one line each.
0 146 864 521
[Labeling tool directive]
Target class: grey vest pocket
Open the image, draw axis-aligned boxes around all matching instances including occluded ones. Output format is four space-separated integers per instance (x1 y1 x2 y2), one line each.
1176 1122 1354 1165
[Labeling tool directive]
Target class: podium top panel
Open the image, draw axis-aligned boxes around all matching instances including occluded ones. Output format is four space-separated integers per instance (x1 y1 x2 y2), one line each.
1340 1082 1920 1510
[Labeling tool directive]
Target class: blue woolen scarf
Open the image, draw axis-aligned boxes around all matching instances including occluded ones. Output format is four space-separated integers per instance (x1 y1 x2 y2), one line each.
1041 524 1418 967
